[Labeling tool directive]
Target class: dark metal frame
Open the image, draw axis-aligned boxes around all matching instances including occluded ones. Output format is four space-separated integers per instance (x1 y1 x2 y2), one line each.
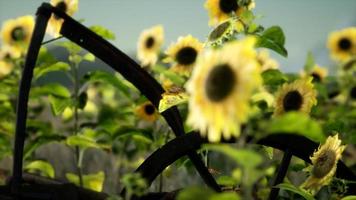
10 2 219 199
2 2 355 200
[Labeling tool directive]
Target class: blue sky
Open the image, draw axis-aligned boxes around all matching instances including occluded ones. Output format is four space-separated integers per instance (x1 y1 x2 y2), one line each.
1 0 356 73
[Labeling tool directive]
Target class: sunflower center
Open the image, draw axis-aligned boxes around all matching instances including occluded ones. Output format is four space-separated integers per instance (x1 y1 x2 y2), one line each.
145 36 155 49
54 1 67 19
209 21 230 42
205 64 236 102
350 86 356 100
4 53 11 59
219 0 239 14
312 149 337 178
338 37 351 51
11 26 25 41
144 104 155 115
311 72 321 82
283 90 303 111
175 47 197 65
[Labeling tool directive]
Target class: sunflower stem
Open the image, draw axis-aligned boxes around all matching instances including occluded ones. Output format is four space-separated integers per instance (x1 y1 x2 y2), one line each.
268 149 293 200
158 129 170 192
71 58 84 187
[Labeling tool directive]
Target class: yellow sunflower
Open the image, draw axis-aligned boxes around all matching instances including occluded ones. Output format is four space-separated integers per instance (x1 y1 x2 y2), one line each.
47 0 79 37
327 27 356 63
302 134 346 192
308 65 328 83
0 60 14 79
186 37 261 142
205 0 255 26
0 45 21 60
206 18 238 47
136 102 159 122
0 15 34 55
274 78 317 116
256 50 279 71
137 25 164 67
164 35 203 76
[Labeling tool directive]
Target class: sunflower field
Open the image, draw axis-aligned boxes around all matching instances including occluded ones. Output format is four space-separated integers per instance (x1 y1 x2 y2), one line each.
0 0 356 200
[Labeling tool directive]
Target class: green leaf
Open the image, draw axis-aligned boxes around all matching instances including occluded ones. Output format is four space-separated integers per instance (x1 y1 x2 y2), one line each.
341 196 356 200
56 41 82 54
82 71 130 97
66 135 110 150
24 135 66 159
89 25 116 40
83 53 95 62
69 54 82 64
48 95 73 116
262 69 288 86
158 90 189 113
66 171 105 192
216 175 239 186
36 47 56 65
203 144 262 168
256 26 288 57
266 112 325 142
210 192 240 200
25 160 55 178
112 127 153 142
34 61 70 80
151 65 186 85
304 52 315 73
177 186 215 200
31 83 71 98
240 10 255 24
275 183 315 200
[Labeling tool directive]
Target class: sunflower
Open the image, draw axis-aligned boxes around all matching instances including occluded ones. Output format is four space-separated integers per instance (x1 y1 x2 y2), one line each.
0 15 34 55
136 102 159 122
256 50 279 71
0 45 21 60
327 27 356 63
310 65 328 83
186 37 261 142
0 46 18 79
0 60 13 79
205 0 255 26
164 35 203 76
206 18 237 47
302 134 346 192
274 78 317 116
137 25 164 67
47 0 79 37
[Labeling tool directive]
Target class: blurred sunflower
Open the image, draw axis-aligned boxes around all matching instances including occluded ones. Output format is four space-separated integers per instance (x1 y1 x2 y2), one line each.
205 0 255 26
302 134 346 192
0 45 21 60
137 25 164 67
47 0 79 37
274 78 317 116
136 102 159 122
256 50 279 71
309 65 328 83
0 60 13 79
0 15 34 55
186 37 261 142
327 27 356 63
207 18 237 47
164 35 203 76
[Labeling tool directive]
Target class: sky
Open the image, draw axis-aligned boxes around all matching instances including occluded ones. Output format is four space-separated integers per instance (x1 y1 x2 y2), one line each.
1 0 356 72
